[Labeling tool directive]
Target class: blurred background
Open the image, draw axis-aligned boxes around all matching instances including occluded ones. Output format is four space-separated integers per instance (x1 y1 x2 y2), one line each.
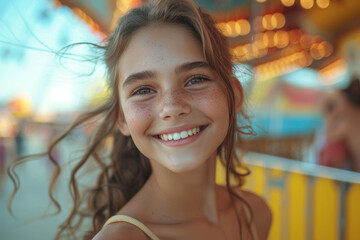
1 0 360 239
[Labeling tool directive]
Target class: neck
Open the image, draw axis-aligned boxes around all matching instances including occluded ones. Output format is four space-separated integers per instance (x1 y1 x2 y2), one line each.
148 154 219 224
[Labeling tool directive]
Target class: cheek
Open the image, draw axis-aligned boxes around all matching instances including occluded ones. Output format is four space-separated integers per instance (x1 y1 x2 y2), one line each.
124 103 153 133
197 87 229 119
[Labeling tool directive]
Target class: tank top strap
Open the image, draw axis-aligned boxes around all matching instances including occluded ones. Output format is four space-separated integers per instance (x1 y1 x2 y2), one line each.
103 215 160 240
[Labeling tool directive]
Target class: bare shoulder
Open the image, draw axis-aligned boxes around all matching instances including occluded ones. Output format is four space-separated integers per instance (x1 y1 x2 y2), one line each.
240 189 272 217
235 188 272 239
92 222 149 240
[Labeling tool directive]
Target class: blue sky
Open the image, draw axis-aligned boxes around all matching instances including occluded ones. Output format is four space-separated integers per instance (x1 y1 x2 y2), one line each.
0 0 105 114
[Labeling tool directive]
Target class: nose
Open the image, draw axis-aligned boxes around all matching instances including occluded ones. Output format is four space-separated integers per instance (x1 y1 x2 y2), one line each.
159 89 191 120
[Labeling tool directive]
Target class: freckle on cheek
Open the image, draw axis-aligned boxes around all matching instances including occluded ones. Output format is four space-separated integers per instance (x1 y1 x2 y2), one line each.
127 105 152 120
201 88 227 108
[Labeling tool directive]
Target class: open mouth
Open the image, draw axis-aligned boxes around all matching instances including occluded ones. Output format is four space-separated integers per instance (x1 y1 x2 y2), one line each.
154 125 207 141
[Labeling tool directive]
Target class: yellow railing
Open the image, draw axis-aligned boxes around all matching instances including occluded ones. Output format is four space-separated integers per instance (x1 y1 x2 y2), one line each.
216 153 360 240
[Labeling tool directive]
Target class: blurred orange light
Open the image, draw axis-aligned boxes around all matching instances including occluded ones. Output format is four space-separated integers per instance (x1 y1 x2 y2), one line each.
116 0 132 11
274 30 289 48
300 0 314 9
130 0 142 7
225 23 232 36
216 23 227 36
243 44 252 57
235 46 244 58
263 31 275 47
272 13 286 29
255 51 307 80
310 43 324 59
270 15 278 29
317 0 330 8
281 0 295 7
235 22 241 35
237 19 251 35
8 96 32 118
317 43 326 58
289 29 302 44
320 41 333 57
297 56 307 67
217 19 250 37
231 48 238 57
73 7 102 34
228 21 237 37
262 15 274 30
319 59 348 85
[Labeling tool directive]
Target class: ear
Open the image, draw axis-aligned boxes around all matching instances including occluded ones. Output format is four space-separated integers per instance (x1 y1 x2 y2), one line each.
231 77 244 112
116 112 131 136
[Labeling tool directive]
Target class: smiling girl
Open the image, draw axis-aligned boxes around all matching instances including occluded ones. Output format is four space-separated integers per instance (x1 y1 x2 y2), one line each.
10 0 271 239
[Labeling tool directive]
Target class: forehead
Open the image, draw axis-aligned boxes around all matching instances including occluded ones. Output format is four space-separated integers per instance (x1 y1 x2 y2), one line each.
117 23 205 82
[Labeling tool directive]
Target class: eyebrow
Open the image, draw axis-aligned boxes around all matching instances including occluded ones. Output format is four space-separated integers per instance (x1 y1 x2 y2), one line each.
122 71 155 88
175 61 211 74
122 61 211 88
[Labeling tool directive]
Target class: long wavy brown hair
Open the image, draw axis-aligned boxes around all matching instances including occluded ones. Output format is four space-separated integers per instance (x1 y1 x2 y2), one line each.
8 0 255 239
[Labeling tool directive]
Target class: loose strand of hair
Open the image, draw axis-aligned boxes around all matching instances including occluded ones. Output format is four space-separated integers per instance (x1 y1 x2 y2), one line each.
57 100 119 237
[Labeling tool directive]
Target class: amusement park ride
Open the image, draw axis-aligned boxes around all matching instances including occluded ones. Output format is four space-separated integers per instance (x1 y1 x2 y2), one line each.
53 0 360 83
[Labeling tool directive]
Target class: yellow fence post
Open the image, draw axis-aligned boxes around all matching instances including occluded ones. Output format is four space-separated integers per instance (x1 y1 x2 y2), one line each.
288 173 307 240
345 184 360 240
268 168 284 240
221 153 360 240
313 178 339 240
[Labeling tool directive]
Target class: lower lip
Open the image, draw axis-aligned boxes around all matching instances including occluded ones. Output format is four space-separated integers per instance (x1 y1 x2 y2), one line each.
155 128 205 147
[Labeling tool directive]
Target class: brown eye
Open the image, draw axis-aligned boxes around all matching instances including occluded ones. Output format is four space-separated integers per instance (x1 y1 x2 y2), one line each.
185 75 209 86
132 87 155 96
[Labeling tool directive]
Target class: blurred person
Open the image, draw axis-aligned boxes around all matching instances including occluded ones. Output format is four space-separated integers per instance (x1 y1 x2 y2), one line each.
320 77 360 172
14 119 26 158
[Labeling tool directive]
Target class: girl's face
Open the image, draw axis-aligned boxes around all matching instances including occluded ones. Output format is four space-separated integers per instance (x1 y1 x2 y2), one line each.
117 24 230 173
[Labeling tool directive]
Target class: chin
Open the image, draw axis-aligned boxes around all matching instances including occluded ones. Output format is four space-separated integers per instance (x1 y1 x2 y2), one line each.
163 153 213 173
167 162 201 173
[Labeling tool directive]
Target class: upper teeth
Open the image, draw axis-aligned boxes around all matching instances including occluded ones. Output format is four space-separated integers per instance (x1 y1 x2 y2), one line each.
160 127 201 141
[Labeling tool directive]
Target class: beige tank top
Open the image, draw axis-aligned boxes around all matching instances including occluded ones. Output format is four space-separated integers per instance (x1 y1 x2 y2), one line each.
103 215 160 240
103 212 258 240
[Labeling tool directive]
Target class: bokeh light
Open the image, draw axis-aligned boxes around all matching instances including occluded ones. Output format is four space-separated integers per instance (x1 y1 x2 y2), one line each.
281 0 295 7
300 0 314 9
317 0 330 8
